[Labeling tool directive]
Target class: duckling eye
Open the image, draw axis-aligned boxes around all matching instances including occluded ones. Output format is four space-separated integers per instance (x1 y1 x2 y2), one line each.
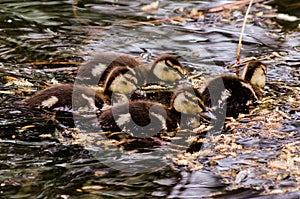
122 81 128 85
183 100 188 104
163 67 170 72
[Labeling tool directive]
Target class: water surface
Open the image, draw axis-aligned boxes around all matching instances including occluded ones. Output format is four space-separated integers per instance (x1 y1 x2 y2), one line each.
0 0 299 198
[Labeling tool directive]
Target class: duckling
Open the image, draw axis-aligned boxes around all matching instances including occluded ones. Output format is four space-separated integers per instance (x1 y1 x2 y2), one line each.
19 63 145 109
18 63 146 127
202 76 258 118
201 60 267 118
76 52 140 85
77 53 185 102
99 84 206 139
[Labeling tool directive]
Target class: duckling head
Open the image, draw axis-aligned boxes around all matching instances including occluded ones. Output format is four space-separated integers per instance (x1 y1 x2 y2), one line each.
171 85 205 115
242 60 267 89
104 66 140 96
150 54 185 84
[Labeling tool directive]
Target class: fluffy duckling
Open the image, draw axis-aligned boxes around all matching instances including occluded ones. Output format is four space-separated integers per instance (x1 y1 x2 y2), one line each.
19 85 71 110
20 51 164 111
99 84 206 139
19 63 145 111
18 64 146 127
77 53 185 87
76 53 185 103
201 60 267 118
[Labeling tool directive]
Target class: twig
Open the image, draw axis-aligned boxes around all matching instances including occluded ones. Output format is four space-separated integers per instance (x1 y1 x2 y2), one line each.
236 0 254 67
26 61 80 66
0 68 49 86
36 67 78 72
208 0 263 13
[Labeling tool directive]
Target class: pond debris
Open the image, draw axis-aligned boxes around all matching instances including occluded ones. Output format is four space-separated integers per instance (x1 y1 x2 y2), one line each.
175 79 300 194
4 77 34 89
19 124 36 132
207 0 265 13
141 1 159 12
81 185 105 191
276 13 299 22
172 151 204 171
235 170 249 183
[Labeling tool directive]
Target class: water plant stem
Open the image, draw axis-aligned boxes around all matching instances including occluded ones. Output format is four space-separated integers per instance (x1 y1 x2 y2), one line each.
236 0 254 66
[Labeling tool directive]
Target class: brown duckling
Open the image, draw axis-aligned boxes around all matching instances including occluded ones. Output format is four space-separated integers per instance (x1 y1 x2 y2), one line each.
201 60 267 118
18 63 145 128
19 84 104 111
99 84 206 139
19 63 145 111
76 53 185 103
78 53 185 86
17 84 105 127
76 53 184 87
19 51 151 111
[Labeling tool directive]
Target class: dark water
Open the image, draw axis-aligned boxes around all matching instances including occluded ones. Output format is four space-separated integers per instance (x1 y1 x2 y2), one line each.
0 0 299 198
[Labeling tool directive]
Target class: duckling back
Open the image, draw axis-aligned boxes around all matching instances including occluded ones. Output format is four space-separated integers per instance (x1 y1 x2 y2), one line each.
76 52 141 85
20 84 105 111
99 100 179 139
202 75 258 118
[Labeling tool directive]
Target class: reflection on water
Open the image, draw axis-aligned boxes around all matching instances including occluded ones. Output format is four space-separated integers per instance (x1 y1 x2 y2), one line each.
0 0 299 198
